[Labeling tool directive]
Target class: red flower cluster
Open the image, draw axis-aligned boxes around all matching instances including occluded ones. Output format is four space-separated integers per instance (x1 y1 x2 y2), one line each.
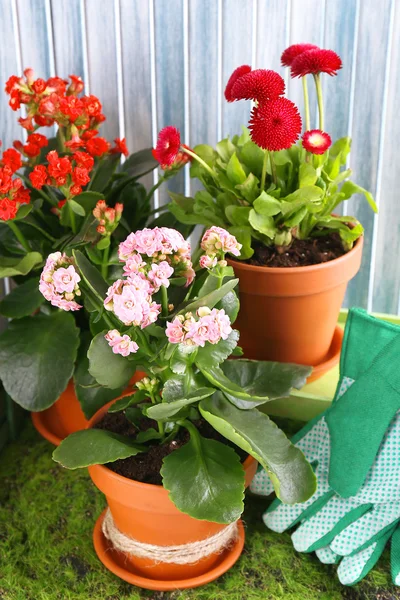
0 165 30 221
302 129 332 154
14 132 48 159
224 66 302 151
281 44 342 78
29 150 94 197
1 148 22 173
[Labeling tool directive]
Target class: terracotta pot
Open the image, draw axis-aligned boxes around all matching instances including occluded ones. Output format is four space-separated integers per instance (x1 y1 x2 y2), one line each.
228 236 363 368
32 371 145 446
88 401 257 582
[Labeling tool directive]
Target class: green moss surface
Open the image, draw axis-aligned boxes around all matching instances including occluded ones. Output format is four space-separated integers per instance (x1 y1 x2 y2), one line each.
0 422 398 600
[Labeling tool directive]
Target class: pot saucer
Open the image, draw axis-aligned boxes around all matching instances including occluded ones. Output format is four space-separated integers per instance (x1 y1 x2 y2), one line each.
93 509 245 591
31 411 64 446
306 324 344 383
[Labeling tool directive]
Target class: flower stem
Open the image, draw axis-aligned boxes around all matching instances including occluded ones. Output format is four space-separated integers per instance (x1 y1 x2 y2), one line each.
181 147 218 181
145 176 165 206
269 151 277 186
302 76 311 131
313 73 324 131
68 201 77 234
18 174 56 206
101 244 110 280
160 284 168 317
260 151 268 191
7 220 32 253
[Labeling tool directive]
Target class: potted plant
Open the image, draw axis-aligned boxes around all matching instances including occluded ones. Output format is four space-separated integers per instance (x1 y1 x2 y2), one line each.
51 225 316 590
0 68 186 444
153 45 377 376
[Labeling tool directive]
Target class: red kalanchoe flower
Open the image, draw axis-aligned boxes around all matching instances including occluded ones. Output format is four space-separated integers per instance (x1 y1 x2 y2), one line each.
230 69 285 103
281 43 319 67
18 116 34 131
58 199 67 209
110 137 129 157
70 184 83 196
2 148 22 173
29 165 48 189
72 166 90 187
224 65 252 102
46 76 68 95
68 75 84 95
290 48 342 78
59 95 84 122
23 132 49 158
32 78 47 94
82 95 102 118
302 129 332 154
14 186 30 205
73 151 94 171
0 197 18 221
5 75 22 95
249 97 302 151
86 136 110 157
155 126 181 166
0 165 30 221
47 150 72 180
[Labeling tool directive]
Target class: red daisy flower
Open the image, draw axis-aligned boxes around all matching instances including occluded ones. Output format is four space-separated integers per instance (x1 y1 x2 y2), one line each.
155 126 181 166
249 97 302 151
224 65 252 102
290 48 342 78
281 43 319 67
302 129 332 154
230 69 285 103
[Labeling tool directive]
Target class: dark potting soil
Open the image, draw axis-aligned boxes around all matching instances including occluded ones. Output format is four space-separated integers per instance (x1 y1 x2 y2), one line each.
246 232 347 268
94 411 247 485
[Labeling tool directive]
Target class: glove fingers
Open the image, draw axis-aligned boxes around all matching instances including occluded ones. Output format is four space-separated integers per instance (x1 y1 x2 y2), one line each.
291 496 370 552
264 472 331 534
338 527 394 586
315 546 340 564
330 503 400 556
391 523 400 585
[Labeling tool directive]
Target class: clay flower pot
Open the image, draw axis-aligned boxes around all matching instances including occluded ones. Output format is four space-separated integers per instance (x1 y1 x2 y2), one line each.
88 402 257 590
228 236 363 378
32 372 145 446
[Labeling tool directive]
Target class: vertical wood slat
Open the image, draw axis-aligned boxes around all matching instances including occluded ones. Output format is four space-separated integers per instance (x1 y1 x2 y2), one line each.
0 0 22 148
256 0 289 77
50 0 85 81
344 0 393 310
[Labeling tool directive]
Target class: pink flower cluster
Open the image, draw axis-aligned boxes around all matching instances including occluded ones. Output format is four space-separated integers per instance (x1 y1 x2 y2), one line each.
166 307 232 348
118 227 194 288
105 330 139 357
104 274 161 328
39 252 81 311
200 227 241 269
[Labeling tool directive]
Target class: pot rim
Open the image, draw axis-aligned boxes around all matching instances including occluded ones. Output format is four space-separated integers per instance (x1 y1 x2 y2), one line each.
87 401 256 492
227 233 363 275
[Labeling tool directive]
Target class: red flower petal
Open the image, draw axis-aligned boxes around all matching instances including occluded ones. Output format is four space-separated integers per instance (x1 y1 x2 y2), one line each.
249 98 302 151
155 126 181 166
224 65 252 102
281 43 319 67
302 130 332 155
231 69 285 103
290 49 342 78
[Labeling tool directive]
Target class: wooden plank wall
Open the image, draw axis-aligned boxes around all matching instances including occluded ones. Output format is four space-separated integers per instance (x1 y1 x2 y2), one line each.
0 0 398 313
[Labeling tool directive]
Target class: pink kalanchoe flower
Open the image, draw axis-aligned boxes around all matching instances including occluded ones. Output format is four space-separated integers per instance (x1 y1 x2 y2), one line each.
187 315 221 347
52 265 81 294
201 226 242 257
39 252 81 311
104 276 160 328
105 330 139 357
148 261 174 291
123 253 146 277
199 254 218 270
165 317 186 344
141 301 162 329
211 308 232 340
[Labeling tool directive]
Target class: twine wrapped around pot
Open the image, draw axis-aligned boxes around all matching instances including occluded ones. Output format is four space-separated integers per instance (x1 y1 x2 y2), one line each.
102 508 238 565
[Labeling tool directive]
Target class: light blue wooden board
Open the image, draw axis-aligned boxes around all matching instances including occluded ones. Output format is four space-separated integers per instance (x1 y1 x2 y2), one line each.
256 0 289 78
0 0 22 148
50 0 85 77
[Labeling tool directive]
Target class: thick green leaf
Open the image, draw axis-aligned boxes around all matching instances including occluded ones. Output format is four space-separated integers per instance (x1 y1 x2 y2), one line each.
0 252 42 278
73 191 105 213
225 206 251 227
123 148 158 179
195 330 239 369
90 155 120 192
280 186 323 216
0 277 44 318
147 387 215 419
108 389 147 412
199 393 316 504
239 141 264 176
217 290 240 323
215 137 236 163
170 344 198 374
69 199 86 217
178 278 239 315
340 181 377 213
161 428 245 523
253 192 282 216
88 332 137 389
190 144 216 178
228 226 254 259
249 209 276 238
53 429 143 469
226 152 247 186
235 173 259 203
73 249 108 304
0 312 79 410
299 163 318 188
14 204 33 220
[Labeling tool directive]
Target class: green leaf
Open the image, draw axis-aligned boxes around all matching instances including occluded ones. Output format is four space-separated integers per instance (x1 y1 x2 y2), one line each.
170 344 198 374
249 209 276 238
340 181 377 213
0 277 44 318
239 141 264 176
178 278 239 315
189 144 216 178
226 152 247 186
284 206 308 227
53 429 143 469
199 393 316 504
253 191 282 216
235 173 259 203
73 249 108 304
329 136 351 165
90 155 120 192
215 138 236 163
0 312 79 410
147 387 215 419
299 163 318 188
161 428 245 523
96 236 110 250
73 191 105 213
74 335 125 419
88 332 137 389
108 390 147 412
69 199 86 217
217 290 240 323
225 206 251 227
195 330 239 369
14 203 33 220
0 252 42 278
123 148 158 179
168 192 217 227
280 186 323 216
228 226 254 259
